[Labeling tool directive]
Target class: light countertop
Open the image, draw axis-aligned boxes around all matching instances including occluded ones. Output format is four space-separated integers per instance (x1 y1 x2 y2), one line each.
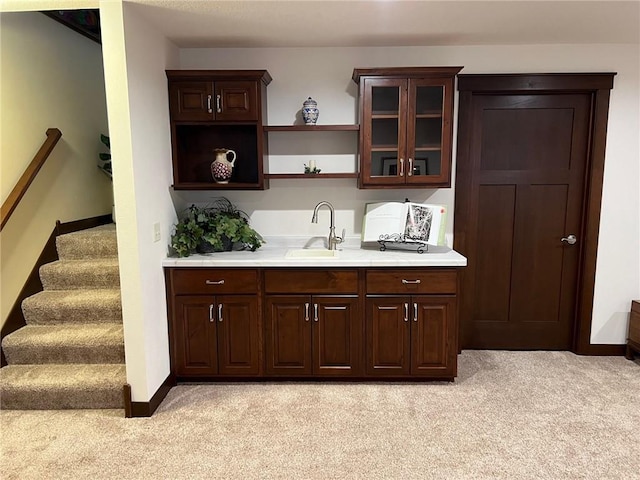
162 236 467 268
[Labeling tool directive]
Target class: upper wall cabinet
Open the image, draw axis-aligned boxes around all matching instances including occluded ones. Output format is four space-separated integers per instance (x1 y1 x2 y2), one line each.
352 67 462 189
166 70 272 190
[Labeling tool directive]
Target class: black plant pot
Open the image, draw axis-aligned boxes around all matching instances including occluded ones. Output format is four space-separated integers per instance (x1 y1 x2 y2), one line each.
195 236 233 254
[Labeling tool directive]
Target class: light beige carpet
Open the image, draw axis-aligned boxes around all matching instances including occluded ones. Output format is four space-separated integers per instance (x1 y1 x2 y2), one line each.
1 351 638 480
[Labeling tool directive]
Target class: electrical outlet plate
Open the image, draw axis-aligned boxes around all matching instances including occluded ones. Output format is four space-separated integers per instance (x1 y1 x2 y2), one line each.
153 223 161 242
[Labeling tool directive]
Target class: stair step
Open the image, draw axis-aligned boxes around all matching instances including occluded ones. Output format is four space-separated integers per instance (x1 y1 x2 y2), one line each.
2 325 125 364
56 224 118 260
0 364 126 409
22 289 122 325
39 259 120 290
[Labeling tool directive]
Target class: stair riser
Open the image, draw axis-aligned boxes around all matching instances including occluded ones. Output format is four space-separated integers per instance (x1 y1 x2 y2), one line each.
3 345 125 365
40 265 120 290
56 231 118 260
22 302 122 325
0 388 123 409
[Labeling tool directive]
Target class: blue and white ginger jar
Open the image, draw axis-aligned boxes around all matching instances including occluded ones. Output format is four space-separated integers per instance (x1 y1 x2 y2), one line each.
302 97 319 125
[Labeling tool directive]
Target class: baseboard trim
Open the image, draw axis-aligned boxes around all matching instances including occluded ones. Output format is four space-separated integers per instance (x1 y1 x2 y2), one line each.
124 373 174 418
575 344 626 356
1 214 113 366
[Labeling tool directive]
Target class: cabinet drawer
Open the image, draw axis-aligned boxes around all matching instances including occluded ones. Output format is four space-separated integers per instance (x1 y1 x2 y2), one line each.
366 269 457 295
264 269 358 294
171 269 258 294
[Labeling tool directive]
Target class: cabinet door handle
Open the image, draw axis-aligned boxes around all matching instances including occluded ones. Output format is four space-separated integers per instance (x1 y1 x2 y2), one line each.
401 279 421 285
216 94 222 113
413 303 418 322
408 158 413 176
399 158 404 177
207 94 212 114
404 303 409 322
205 280 225 285
304 303 310 322
209 304 215 322
314 303 319 322
218 303 223 322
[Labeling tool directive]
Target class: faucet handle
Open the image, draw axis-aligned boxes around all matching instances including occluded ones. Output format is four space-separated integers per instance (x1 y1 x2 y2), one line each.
337 228 346 244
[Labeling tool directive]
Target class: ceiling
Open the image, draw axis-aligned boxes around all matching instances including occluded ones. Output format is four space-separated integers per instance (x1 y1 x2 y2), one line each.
126 0 640 48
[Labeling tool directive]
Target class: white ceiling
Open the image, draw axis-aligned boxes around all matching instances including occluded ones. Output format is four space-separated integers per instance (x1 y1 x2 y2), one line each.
126 0 640 48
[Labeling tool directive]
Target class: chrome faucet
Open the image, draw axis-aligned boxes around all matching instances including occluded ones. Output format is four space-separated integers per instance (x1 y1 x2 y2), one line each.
311 201 344 250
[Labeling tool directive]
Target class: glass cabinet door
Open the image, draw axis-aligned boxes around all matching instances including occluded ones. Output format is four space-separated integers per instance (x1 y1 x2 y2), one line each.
406 79 451 185
362 78 407 185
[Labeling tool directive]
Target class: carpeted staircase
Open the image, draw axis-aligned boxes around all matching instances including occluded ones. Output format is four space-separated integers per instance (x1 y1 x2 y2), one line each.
0 224 126 410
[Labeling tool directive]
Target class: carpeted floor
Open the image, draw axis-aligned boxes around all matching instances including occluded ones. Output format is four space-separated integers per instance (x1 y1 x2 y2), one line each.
1 351 638 480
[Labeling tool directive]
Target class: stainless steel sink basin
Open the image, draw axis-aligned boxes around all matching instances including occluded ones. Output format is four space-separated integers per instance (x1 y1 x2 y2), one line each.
285 249 339 259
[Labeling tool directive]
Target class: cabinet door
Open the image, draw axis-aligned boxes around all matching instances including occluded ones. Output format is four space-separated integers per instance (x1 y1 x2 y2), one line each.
214 81 258 122
406 78 454 186
216 295 260 376
265 296 312 375
169 82 214 121
411 296 456 376
313 296 360 376
173 296 217 376
361 78 408 186
365 296 410 375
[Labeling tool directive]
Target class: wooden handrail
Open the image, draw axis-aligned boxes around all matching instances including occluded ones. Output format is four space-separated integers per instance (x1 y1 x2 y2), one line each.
1 128 62 231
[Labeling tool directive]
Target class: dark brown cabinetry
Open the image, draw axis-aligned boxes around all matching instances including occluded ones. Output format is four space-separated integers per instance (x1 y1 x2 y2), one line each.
165 266 459 382
167 269 260 378
365 269 458 379
352 67 462 188
263 269 361 376
166 70 271 190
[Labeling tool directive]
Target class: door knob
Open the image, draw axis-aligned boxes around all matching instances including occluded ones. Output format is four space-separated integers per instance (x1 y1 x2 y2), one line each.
561 234 577 245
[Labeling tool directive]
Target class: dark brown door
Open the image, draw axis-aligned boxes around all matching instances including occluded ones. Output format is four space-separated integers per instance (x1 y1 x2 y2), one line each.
265 296 312 375
174 296 217 375
456 92 592 350
366 296 410 375
313 296 360 376
216 295 259 375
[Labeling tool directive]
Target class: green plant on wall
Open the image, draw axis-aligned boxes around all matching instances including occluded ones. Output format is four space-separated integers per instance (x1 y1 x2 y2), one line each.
98 134 112 178
169 199 263 257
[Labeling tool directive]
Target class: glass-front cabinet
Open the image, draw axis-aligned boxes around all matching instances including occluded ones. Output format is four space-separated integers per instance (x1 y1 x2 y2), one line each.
353 67 462 188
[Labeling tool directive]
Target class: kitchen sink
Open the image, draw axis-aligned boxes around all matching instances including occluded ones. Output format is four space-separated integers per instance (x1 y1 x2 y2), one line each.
285 249 339 258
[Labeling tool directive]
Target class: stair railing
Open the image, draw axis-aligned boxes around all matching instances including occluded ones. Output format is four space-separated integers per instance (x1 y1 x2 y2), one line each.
1 128 62 231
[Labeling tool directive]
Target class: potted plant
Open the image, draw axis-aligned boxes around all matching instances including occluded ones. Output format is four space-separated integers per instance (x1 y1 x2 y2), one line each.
169 199 263 257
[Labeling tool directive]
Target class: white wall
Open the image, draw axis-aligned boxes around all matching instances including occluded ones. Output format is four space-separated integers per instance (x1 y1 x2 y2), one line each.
179 44 640 345
0 11 112 327
101 1 179 401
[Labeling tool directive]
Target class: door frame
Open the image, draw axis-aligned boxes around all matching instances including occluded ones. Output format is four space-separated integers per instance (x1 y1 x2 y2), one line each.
454 73 619 355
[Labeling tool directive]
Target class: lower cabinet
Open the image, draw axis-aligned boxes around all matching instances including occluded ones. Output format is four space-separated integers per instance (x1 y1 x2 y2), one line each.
265 295 360 376
166 266 459 381
366 295 456 377
174 295 259 376
365 269 458 379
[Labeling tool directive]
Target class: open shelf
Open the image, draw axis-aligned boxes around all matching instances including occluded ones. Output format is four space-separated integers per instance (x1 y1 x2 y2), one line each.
263 125 359 132
264 173 359 179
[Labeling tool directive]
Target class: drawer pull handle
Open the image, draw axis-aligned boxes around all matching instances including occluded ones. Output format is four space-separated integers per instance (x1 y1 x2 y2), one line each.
209 304 215 323
304 303 310 322
205 280 225 285
401 279 421 284
413 303 418 322
404 303 409 322
314 303 319 322
218 304 223 322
